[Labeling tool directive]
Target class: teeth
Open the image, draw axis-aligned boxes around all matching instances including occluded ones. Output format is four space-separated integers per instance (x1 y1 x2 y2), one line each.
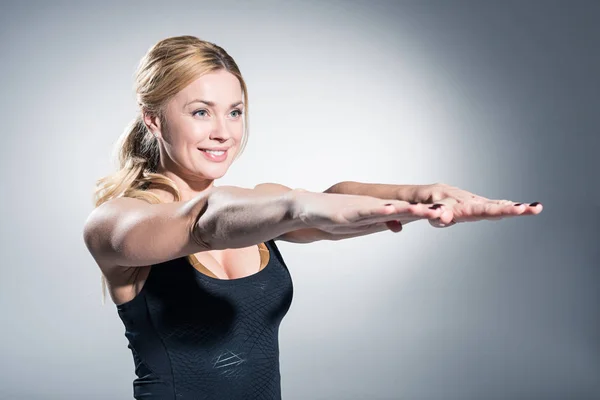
203 150 225 155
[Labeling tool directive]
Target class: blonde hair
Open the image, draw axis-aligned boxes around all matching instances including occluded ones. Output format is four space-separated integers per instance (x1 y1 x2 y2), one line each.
92 36 249 304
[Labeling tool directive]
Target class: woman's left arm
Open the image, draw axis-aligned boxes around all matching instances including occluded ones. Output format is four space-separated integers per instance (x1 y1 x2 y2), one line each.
259 181 543 243
326 181 543 227
324 181 428 203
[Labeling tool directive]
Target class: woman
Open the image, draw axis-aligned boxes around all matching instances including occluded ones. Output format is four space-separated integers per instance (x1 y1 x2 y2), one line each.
83 35 542 400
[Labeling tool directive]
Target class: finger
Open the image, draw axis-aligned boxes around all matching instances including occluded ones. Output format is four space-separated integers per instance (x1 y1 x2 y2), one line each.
457 202 527 222
528 202 543 214
475 202 510 221
488 200 543 215
429 217 457 228
489 201 543 218
353 200 407 221
484 202 522 220
369 205 443 225
432 200 544 225
428 212 455 225
401 202 448 221
385 220 403 233
519 202 544 215
430 198 457 224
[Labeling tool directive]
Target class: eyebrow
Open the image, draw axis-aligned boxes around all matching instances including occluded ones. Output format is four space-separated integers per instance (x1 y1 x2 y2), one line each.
185 99 244 108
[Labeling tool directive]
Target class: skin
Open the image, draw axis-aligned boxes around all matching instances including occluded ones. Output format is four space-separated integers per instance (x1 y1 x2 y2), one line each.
94 69 542 304
138 69 253 282
142 69 543 232
143 69 245 202
423 183 543 228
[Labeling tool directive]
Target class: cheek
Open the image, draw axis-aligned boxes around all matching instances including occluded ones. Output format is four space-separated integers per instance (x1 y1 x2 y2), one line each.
231 121 245 139
169 121 209 145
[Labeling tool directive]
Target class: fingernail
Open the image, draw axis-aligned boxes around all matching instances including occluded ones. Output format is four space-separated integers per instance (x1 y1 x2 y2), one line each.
529 202 540 207
429 204 443 210
409 201 418 205
514 203 523 206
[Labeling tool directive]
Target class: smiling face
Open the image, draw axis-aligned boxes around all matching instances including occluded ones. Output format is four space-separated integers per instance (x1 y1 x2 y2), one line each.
146 69 245 189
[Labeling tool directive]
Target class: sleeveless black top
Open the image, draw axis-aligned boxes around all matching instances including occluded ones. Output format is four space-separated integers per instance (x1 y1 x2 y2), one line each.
116 239 294 400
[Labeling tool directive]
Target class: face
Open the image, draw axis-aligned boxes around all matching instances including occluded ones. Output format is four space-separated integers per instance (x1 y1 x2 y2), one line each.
147 69 245 184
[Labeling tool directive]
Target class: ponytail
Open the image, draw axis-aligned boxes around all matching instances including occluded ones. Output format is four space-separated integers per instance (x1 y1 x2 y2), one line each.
92 114 181 305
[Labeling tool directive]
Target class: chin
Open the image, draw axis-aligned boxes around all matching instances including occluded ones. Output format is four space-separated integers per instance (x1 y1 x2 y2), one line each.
197 165 229 180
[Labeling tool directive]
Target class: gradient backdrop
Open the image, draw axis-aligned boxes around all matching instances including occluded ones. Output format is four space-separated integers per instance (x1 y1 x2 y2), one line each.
1 1 598 399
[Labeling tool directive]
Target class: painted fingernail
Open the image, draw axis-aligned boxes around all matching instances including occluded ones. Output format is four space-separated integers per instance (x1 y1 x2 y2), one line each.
429 204 443 210
529 202 540 207
514 203 523 206
409 201 418 205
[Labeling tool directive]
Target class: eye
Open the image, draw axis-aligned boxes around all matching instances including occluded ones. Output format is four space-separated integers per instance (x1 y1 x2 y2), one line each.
230 109 243 118
193 109 209 117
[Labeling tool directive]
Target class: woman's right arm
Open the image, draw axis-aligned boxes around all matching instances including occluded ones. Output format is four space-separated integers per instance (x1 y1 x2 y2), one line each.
83 186 305 269
83 184 440 270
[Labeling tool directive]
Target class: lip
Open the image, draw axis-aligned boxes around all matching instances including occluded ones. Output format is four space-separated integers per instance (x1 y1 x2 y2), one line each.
198 147 229 151
198 148 228 162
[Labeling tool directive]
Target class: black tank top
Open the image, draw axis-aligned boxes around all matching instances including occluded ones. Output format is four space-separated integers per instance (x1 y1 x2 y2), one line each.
116 239 294 400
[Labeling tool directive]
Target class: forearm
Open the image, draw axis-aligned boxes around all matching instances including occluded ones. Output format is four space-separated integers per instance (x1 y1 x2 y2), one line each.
325 181 433 203
193 186 308 250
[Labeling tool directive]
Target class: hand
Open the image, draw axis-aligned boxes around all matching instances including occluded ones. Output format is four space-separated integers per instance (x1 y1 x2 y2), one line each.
292 190 446 235
417 183 543 228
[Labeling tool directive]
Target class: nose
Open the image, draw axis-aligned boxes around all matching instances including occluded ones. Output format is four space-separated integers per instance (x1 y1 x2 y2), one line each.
209 115 231 141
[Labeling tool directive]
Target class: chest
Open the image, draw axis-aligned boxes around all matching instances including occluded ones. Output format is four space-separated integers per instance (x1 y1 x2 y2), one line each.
190 243 268 280
109 243 272 306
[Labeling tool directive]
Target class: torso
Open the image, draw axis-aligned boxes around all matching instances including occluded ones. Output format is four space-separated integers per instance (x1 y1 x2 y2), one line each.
104 185 267 306
191 245 264 280
115 238 293 399
106 246 266 305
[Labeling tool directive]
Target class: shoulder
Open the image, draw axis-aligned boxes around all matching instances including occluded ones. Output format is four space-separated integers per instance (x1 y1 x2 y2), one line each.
85 197 151 233
253 182 294 193
83 197 152 260
253 182 310 196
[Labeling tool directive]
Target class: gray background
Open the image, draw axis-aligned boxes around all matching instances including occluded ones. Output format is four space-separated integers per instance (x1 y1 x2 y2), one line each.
1 0 598 399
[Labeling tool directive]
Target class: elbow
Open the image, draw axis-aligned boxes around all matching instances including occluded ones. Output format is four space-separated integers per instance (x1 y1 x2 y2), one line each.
193 187 248 250
324 181 352 194
192 185 300 250
189 186 233 250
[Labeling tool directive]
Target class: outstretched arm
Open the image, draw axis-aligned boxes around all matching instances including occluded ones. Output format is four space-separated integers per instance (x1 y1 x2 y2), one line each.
324 181 429 203
325 181 543 228
255 180 543 244
258 182 412 243
85 182 439 270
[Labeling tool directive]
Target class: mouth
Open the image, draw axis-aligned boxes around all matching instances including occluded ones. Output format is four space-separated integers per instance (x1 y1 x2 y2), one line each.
199 148 227 155
198 148 229 162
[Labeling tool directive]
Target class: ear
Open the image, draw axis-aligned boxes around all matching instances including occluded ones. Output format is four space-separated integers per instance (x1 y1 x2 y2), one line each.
142 110 163 139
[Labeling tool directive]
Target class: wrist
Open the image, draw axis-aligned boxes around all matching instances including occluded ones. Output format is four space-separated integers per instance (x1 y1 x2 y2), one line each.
284 188 313 230
410 184 437 203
